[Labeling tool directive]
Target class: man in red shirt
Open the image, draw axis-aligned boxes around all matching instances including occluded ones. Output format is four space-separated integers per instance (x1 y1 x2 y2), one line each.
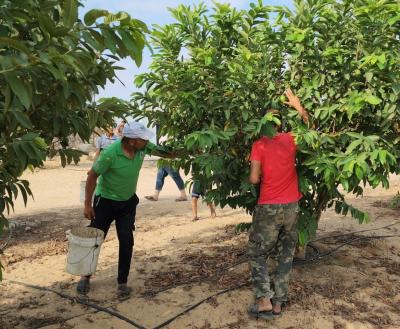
247 89 310 319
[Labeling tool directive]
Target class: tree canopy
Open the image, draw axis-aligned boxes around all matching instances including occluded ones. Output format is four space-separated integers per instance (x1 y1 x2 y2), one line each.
133 0 400 244
0 0 148 278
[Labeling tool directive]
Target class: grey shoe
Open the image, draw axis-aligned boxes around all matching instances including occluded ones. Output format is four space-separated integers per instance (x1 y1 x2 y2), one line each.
76 277 90 295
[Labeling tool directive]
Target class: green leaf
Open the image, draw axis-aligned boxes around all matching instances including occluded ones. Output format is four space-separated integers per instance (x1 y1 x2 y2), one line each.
134 75 145 87
17 183 29 206
118 29 143 66
34 137 48 150
21 132 39 141
20 142 37 159
378 150 387 165
130 19 149 33
11 110 33 129
100 28 118 54
38 14 55 36
388 14 400 25
298 230 307 246
0 37 30 54
63 0 78 28
235 222 251 234
364 94 381 105
355 166 364 180
340 178 350 191
84 9 109 25
5 73 32 109
12 143 27 169
104 11 130 24
346 139 362 154
365 72 373 82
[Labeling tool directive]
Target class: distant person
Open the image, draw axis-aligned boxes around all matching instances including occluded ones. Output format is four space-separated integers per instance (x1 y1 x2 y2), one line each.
145 165 188 202
78 121 178 298
145 134 187 202
247 89 310 319
115 120 126 138
191 173 216 221
93 125 118 162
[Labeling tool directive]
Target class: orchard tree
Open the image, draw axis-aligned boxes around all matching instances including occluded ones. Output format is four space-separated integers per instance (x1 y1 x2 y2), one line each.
0 0 147 278
133 0 400 244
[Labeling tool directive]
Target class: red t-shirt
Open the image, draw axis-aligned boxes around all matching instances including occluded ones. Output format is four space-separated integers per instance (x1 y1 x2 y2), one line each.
250 133 302 204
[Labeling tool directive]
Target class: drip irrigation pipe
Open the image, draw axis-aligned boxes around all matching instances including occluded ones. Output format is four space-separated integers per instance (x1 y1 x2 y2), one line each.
5 279 147 329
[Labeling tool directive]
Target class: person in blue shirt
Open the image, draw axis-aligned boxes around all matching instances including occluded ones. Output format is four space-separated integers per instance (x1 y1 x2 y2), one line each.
93 125 119 161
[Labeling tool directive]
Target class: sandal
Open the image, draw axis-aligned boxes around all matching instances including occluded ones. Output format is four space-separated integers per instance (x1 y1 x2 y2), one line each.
248 304 274 320
175 197 187 202
145 196 158 201
76 277 90 295
272 301 285 317
272 310 282 317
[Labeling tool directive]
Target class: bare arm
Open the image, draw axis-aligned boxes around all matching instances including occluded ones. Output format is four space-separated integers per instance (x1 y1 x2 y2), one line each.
151 148 178 159
284 88 312 126
249 160 262 184
84 169 99 220
93 149 101 162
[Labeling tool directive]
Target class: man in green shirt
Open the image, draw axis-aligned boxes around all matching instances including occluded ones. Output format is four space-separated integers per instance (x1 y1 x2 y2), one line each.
78 121 166 298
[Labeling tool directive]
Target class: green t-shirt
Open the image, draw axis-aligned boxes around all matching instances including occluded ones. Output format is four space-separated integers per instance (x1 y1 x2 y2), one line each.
92 140 157 201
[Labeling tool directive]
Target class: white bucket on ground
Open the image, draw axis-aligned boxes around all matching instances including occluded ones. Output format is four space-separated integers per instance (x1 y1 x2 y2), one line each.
66 227 104 276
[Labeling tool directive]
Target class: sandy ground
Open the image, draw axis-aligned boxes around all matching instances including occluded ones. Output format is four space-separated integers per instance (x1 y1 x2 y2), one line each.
0 157 400 329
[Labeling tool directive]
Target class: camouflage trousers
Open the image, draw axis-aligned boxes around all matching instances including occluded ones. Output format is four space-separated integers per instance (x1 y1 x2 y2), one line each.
248 202 299 303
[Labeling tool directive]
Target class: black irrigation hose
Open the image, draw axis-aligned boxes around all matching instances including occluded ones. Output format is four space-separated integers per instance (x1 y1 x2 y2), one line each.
295 234 400 266
143 244 320 298
312 221 400 243
151 233 400 329
142 252 248 298
5 279 147 329
143 231 400 297
152 282 249 329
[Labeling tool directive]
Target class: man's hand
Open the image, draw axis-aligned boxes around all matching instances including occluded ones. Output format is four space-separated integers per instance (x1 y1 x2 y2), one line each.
284 88 310 124
284 89 304 113
153 148 185 159
84 204 95 220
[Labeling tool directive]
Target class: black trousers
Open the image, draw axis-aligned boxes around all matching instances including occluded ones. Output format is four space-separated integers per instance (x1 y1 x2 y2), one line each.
90 194 139 284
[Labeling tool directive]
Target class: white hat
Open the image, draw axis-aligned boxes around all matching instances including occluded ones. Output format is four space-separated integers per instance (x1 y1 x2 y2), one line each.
122 121 154 140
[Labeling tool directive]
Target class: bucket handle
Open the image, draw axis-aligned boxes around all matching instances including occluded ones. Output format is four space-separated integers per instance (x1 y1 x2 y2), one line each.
67 244 100 265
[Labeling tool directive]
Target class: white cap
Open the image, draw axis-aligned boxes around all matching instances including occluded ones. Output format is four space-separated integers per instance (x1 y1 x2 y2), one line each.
122 121 154 140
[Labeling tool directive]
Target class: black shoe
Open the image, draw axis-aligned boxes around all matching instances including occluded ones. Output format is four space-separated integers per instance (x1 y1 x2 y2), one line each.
117 284 132 299
76 277 90 295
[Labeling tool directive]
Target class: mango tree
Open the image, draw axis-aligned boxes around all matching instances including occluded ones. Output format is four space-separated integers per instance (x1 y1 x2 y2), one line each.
133 0 400 244
0 0 148 278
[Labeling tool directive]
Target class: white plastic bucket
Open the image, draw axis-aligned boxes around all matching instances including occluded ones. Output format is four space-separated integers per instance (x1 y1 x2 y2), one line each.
66 227 104 276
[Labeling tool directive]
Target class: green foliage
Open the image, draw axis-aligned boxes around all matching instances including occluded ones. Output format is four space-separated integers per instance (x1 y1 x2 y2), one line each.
0 0 147 278
133 0 400 245
388 192 400 209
